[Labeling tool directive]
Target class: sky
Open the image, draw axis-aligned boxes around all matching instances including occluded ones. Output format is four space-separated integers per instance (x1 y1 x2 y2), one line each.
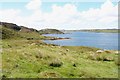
0 0 119 30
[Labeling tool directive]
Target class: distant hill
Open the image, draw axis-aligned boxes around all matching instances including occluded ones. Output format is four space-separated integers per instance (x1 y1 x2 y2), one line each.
80 29 120 33
39 29 64 34
61 29 120 33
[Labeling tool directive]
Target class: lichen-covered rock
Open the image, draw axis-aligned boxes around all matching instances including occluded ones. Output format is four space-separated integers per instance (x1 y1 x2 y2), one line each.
96 50 104 53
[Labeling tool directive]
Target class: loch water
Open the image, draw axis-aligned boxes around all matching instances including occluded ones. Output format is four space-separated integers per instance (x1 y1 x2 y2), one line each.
43 32 119 50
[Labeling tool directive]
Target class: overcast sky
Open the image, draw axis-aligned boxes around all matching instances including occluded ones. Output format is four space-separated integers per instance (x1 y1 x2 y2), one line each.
0 0 118 30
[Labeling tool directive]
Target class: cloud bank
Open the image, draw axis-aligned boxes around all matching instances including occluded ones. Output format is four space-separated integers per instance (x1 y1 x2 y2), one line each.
0 0 118 30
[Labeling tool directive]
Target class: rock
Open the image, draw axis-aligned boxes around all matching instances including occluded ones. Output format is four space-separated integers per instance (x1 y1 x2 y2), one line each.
51 46 54 48
58 46 61 48
96 50 104 53
115 51 119 54
103 57 113 61
58 53 62 55
31 43 36 45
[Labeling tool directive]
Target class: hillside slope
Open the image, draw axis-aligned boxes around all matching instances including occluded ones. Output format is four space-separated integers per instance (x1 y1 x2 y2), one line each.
0 22 50 40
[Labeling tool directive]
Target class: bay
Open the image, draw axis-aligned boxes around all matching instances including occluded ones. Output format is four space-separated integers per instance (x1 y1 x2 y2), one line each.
43 32 119 50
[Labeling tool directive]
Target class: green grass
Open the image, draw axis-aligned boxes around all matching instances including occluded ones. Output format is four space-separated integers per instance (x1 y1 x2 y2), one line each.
1 24 119 78
1 26 20 39
1 39 119 78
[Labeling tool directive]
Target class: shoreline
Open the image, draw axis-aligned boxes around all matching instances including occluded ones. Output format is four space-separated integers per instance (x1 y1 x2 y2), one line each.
43 40 119 51
49 37 70 40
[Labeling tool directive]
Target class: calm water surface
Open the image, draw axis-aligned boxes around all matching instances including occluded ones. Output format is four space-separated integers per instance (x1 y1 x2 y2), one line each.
43 32 119 50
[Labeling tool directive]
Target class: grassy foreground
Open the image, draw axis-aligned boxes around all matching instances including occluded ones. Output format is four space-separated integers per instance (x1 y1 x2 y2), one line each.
0 22 119 78
1 39 119 78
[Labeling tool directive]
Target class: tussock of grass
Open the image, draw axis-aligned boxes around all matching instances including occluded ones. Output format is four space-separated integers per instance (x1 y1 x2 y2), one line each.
49 59 63 67
87 51 118 61
39 71 61 78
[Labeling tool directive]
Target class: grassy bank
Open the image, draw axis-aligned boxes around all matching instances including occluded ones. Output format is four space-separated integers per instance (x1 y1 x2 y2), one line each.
1 39 119 78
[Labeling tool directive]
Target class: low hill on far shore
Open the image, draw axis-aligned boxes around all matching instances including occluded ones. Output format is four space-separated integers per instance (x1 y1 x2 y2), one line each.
61 29 120 33
39 29 64 34
79 29 120 33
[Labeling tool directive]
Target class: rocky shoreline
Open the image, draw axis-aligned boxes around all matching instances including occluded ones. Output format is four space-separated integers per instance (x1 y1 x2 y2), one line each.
49 37 70 40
